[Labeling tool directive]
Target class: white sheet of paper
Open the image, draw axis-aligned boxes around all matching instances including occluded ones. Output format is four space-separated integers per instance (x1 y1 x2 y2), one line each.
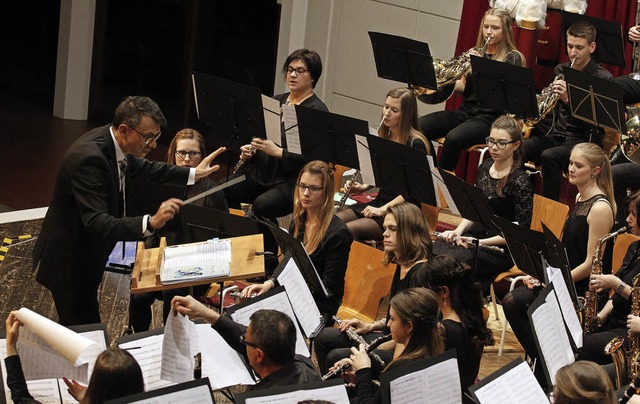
229 291 310 357
245 384 350 404
282 104 301 154
261 95 281 145
433 168 458 214
531 290 575 384
548 266 583 348
277 258 322 337
389 357 461 404
120 335 174 391
473 361 548 404
195 324 256 389
161 313 201 383
355 134 375 186
124 382 214 404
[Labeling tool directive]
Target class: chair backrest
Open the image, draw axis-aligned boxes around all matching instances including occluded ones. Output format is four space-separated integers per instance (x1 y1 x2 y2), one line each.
421 203 441 234
333 164 351 194
530 194 570 237
612 233 640 275
337 241 395 324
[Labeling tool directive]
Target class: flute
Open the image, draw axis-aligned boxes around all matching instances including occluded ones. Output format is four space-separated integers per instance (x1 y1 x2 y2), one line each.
432 231 505 253
232 145 255 174
333 316 386 367
321 333 392 381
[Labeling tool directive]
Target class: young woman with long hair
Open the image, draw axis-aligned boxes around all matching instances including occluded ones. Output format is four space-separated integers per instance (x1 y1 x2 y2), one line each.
553 361 616 404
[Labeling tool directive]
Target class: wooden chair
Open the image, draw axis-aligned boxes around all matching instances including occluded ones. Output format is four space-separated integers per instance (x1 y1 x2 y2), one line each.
492 194 570 355
612 233 640 275
421 203 441 234
336 241 395 324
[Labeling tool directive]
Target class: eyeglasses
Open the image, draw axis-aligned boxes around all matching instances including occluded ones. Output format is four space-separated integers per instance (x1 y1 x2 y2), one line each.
296 183 323 193
485 137 517 149
175 150 202 159
128 126 162 146
286 66 309 76
239 334 261 350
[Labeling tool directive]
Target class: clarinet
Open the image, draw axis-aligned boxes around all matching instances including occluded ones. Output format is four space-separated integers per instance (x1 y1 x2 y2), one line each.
336 170 360 212
620 375 640 403
321 333 392 381
333 316 386 367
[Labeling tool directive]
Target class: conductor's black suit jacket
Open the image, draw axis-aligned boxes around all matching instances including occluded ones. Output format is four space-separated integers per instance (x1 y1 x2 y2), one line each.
33 125 189 301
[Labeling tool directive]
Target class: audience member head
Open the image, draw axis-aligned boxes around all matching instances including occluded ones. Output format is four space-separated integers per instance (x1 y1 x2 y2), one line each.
292 160 335 254
81 347 144 404
570 142 615 215
388 288 443 365
246 309 296 371
488 115 523 196
167 128 206 168
282 49 323 90
382 202 432 266
553 361 616 404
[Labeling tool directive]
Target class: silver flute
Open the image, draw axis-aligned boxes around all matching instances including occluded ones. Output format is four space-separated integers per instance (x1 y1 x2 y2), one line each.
432 231 505 253
232 144 257 174
332 316 387 367
321 333 392 381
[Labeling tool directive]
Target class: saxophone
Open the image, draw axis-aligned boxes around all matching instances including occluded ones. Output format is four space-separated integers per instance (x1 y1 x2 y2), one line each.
584 227 629 334
524 58 575 127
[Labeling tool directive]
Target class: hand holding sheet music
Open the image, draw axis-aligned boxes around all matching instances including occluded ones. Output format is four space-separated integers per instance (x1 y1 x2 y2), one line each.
161 312 200 383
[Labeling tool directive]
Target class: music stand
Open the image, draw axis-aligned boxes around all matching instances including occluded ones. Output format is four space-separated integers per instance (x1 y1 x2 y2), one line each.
295 106 369 169
563 67 626 134
368 31 436 89
541 222 579 307
179 205 260 244
470 55 539 120
366 134 437 205
561 11 626 67
493 215 547 283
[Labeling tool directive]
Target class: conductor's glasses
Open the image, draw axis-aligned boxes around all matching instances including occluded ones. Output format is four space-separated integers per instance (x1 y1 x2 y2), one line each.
129 126 162 146
296 183 323 194
286 66 309 76
485 137 517 149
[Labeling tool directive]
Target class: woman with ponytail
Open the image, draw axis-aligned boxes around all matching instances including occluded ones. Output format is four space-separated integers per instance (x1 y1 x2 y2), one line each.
436 114 533 292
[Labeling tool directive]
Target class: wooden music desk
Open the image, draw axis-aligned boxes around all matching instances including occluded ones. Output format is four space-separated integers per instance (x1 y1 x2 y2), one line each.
130 234 264 294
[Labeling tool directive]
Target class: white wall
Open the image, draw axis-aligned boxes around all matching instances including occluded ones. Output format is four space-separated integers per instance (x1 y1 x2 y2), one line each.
277 0 464 127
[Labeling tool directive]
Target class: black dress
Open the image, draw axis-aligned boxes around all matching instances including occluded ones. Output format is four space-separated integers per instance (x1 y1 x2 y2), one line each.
442 319 483 398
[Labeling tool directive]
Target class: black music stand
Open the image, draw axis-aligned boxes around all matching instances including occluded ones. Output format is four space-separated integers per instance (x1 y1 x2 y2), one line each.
561 11 625 67
563 67 626 134
179 204 260 244
366 134 437 205
493 215 547 283
541 222 579 307
470 55 539 120
295 106 369 169
368 31 436 89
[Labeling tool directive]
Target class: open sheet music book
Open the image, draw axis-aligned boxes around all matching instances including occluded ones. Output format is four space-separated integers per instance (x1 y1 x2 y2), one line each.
469 358 548 404
527 284 575 387
105 378 215 404
0 321 108 404
160 239 231 284
236 379 349 404
379 349 461 403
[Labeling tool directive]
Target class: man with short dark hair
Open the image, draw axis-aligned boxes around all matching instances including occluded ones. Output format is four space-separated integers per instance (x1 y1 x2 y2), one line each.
33 96 224 326
524 21 614 201
171 295 319 390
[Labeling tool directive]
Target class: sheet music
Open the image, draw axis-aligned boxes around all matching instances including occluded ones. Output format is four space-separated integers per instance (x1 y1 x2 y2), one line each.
195 325 256 389
229 290 310 357
548 266 583 348
473 361 548 404
161 239 231 284
244 384 349 404
282 105 301 154
261 95 282 145
531 290 575 384
389 358 460 404
120 335 174 391
161 313 201 383
433 167 458 214
355 135 375 186
277 257 322 337
123 383 214 404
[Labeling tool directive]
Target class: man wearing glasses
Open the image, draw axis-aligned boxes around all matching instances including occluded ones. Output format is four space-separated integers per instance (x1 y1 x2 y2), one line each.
33 96 225 326
171 295 319 391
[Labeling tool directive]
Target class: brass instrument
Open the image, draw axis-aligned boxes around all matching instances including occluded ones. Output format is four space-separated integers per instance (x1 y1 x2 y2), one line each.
584 226 629 334
524 58 575 127
412 36 492 104
321 333 392 381
332 316 387 367
631 2 640 80
605 272 640 390
610 110 640 166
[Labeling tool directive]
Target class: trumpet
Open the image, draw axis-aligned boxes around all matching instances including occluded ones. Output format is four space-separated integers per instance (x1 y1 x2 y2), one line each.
321 333 392 381
432 231 505 253
524 58 575 127
412 36 491 103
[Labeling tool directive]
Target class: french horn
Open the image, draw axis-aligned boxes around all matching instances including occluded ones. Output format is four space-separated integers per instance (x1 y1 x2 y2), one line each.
610 107 640 166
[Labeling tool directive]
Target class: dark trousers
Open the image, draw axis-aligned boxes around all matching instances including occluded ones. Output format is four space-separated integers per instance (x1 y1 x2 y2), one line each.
419 109 495 171
52 290 100 326
577 325 627 365
612 163 640 225
130 285 210 332
523 135 573 201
